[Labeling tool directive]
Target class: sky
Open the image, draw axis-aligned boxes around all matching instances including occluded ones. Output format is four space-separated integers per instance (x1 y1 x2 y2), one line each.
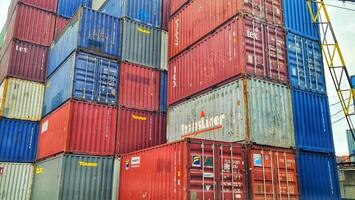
0 0 354 155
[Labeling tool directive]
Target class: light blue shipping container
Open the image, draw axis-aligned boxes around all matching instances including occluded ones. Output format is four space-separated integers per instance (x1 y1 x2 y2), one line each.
58 0 93 18
160 71 167 112
283 0 320 41
43 51 118 117
287 32 326 94
346 130 355 161
297 151 341 200
100 0 162 28
0 118 39 162
48 7 121 77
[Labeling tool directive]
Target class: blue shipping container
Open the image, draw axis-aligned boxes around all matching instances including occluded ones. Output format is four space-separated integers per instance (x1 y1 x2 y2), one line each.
283 0 320 41
58 0 93 18
292 89 335 153
160 71 167 112
297 151 341 200
43 51 119 117
287 32 326 94
48 7 121 77
100 0 162 28
0 118 39 162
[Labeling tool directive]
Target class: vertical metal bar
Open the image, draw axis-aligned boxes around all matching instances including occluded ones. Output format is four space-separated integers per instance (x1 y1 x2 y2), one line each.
231 144 235 200
212 144 216 200
275 27 280 80
221 145 224 200
270 150 275 200
312 42 319 91
301 38 307 89
284 152 291 200
262 149 267 200
276 152 281 199
202 142 205 200
252 20 257 75
83 54 89 99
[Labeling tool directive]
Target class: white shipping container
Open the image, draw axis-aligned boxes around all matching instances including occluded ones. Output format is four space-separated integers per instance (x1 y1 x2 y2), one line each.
161 31 168 71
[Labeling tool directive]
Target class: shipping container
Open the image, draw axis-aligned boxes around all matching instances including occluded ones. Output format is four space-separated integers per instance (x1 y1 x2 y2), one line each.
8 0 58 13
283 0 320 41
0 162 33 200
54 16 70 40
100 0 162 28
0 40 48 83
168 16 288 105
4 4 55 48
161 31 168 71
92 0 106 10
0 119 39 162
0 25 5 49
48 7 121 76
346 130 355 162
161 0 170 30
296 151 341 200
37 100 117 160
118 139 246 200
112 158 121 200
116 107 166 155
169 0 284 58
32 154 113 200
168 78 294 148
43 51 118 117
169 0 188 16
247 145 299 200
160 71 168 112
0 78 44 121
287 32 325 93
292 90 335 153
119 62 161 111
57 0 93 18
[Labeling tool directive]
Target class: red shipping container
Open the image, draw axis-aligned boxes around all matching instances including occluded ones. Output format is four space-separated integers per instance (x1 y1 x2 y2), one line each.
4 4 56 48
37 100 117 160
118 139 246 200
8 0 58 13
54 16 70 40
169 0 283 58
0 40 48 83
116 107 166 155
119 62 161 112
248 145 299 200
170 0 189 17
162 0 170 30
168 16 287 105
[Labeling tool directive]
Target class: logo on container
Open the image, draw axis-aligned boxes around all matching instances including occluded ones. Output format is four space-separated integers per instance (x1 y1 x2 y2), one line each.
36 167 44 174
246 28 259 40
16 45 28 53
137 27 151 34
174 19 180 46
131 156 140 168
132 115 147 121
79 161 98 167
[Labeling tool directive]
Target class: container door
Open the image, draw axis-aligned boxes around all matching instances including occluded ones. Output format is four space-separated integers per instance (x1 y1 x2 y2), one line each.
96 57 118 105
74 52 96 102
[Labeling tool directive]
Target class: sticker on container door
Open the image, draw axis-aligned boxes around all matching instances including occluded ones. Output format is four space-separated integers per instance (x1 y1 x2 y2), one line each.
131 156 140 168
36 167 44 174
0 167 3 175
125 159 130 170
192 155 201 167
253 154 262 167
204 156 213 168
41 121 49 133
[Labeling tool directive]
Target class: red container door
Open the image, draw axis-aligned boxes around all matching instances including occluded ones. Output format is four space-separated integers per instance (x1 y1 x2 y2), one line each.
8 0 58 13
265 0 283 26
170 0 189 16
54 16 69 40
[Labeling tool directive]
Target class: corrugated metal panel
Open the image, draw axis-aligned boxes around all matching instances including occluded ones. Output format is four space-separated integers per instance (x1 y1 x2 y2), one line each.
346 130 355 161
0 119 39 162
161 0 169 30
287 32 326 94
54 16 70 40
100 0 162 28
119 62 160 111
92 0 106 10
0 78 44 121
111 158 120 200
121 18 162 69
8 0 58 13
48 7 121 76
0 162 33 200
43 51 118 117
37 100 117 160
283 0 320 40
57 0 93 18
167 78 294 148
160 71 167 112
32 154 113 200
292 90 335 153
297 151 341 200
116 107 166 154
160 31 168 71
0 40 48 83
170 0 188 16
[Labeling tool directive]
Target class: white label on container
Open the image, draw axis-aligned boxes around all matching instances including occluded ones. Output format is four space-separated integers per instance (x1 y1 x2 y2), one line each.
203 172 214 178
131 156 140 167
0 167 4 175
41 121 49 133
253 154 262 167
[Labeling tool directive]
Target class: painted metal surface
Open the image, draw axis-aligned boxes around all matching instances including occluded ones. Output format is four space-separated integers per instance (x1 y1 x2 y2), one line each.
119 139 245 199
43 51 118 117
100 0 162 28
48 7 121 76
283 0 320 41
168 16 288 105
37 100 117 160
116 107 166 155
112 158 121 200
0 162 33 200
160 31 168 71
161 0 169 30
160 71 167 112
92 0 106 10
57 0 93 18
0 119 39 162
248 145 299 200
4 4 55 48
167 78 294 148
169 0 188 16
32 154 113 200
119 62 161 111
297 151 341 200
0 78 44 121
292 90 334 153
54 16 70 40
0 40 48 83
287 32 326 94
8 0 58 13
346 130 355 159
0 25 5 50
121 18 162 69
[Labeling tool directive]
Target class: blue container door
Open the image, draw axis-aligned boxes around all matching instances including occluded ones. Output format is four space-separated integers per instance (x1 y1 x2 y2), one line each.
96 57 119 104
160 71 167 112
58 0 93 18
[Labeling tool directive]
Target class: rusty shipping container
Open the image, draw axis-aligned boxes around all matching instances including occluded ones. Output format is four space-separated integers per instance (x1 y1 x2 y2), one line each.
168 16 287 105
119 62 161 112
169 0 284 58
118 139 246 200
0 40 48 83
116 107 166 155
54 16 69 40
168 78 294 148
37 100 117 160
8 0 58 13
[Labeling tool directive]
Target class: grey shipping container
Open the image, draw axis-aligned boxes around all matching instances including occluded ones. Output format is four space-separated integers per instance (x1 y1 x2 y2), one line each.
0 162 33 200
167 78 294 148
160 31 168 71
111 158 120 200
31 154 114 200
